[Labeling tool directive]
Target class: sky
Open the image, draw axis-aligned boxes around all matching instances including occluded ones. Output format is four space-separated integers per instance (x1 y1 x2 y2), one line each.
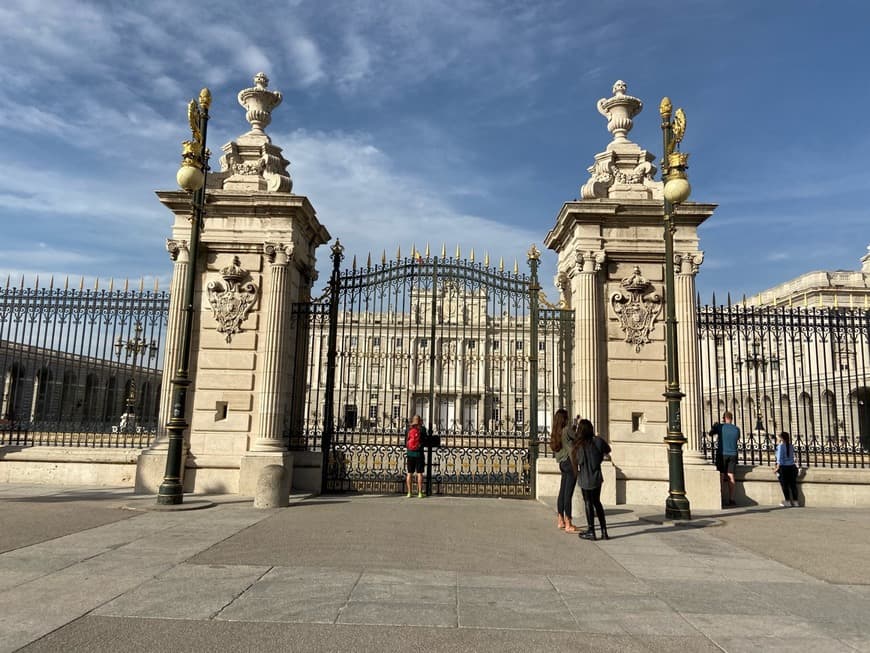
0 0 868 304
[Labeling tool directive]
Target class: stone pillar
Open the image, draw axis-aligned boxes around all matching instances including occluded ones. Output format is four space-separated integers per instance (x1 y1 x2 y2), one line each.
253 241 293 451
543 80 718 507
573 249 606 430
135 73 330 497
675 251 704 451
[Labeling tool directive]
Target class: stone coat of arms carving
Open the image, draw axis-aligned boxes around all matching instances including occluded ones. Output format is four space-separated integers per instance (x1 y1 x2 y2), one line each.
610 266 662 352
207 256 258 343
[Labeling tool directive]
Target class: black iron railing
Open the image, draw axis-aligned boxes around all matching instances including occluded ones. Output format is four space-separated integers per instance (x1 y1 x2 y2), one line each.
0 279 168 448
697 301 869 468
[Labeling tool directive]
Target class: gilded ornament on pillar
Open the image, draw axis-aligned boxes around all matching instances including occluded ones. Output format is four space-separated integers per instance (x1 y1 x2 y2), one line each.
207 256 259 343
610 266 663 353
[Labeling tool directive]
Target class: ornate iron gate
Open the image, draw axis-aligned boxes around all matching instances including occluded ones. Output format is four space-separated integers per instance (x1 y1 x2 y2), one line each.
289 243 573 497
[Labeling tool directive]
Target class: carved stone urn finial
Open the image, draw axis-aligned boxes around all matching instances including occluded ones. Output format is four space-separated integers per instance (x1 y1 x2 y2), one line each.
596 80 643 143
238 72 283 135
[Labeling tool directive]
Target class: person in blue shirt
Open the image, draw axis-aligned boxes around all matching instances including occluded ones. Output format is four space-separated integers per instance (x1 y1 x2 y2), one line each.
775 431 800 507
711 411 740 507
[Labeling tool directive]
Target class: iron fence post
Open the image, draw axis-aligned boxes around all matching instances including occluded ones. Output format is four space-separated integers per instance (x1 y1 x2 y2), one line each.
321 241 343 494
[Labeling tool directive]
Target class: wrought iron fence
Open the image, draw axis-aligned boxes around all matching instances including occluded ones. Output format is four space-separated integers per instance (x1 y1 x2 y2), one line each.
697 301 869 468
0 278 169 448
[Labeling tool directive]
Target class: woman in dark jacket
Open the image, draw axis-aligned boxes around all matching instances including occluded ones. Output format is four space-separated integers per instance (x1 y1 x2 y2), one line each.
574 419 611 540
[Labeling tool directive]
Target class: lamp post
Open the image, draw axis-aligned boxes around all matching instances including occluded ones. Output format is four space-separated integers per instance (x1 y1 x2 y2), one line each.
660 97 692 520
157 88 210 505
114 322 157 432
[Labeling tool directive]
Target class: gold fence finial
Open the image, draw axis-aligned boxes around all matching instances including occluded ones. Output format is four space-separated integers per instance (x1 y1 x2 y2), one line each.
397 245 402 261
470 248 475 263
513 259 519 274
425 242 430 257
352 254 357 270
659 97 672 121
441 242 446 258
499 257 504 272
124 278 129 292
455 244 461 259
366 252 372 268
109 278 114 292
484 252 490 267
49 275 55 290
381 250 386 265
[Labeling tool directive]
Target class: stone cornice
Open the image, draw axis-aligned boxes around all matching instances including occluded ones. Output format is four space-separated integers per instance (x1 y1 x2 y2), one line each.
544 199 717 253
157 190 330 249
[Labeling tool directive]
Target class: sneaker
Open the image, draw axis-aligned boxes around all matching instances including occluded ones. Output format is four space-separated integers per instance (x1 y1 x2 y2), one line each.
779 502 790 507
791 500 800 507
406 492 412 498
417 491 424 498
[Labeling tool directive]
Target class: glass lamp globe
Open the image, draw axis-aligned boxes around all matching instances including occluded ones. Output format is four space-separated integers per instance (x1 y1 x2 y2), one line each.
176 165 204 193
663 177 691 204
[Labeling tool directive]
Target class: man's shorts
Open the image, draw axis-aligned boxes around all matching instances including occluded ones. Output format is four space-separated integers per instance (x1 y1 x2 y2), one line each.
407 455 425 474
721 455 737 475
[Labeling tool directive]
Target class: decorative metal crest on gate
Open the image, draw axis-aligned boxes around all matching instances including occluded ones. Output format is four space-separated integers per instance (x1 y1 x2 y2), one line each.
207 256 258 343
610 266 662 352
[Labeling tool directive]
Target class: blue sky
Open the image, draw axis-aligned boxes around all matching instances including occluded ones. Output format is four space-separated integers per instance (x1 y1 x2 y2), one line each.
0 0 868 302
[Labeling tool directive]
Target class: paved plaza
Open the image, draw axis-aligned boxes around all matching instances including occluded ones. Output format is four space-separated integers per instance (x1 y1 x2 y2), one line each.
0 485 868 652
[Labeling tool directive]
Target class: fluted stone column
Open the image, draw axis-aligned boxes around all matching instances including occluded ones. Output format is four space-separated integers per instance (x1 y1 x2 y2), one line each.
254 241 293 451
133 239 191 493
152 239 189 450
675 251 704 451
573 249 606 429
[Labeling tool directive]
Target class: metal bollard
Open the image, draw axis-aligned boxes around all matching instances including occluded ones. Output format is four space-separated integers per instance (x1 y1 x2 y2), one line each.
254 464 289 509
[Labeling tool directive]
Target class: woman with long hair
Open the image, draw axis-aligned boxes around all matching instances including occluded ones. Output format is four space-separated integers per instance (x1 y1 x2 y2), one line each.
574 418 611 540
775 431 799 507
550 408 579 532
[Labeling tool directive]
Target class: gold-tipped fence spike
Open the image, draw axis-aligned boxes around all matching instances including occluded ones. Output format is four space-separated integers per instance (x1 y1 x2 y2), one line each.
4 275 9 290
499 257 504 272
470 248 475 263
124 278 129 292
397 245 402 261
35 275 40 291
79 276 84 291
441 242 446 259
366 252 371 268
803 292 808 308
381 250 386 265
19 275 25 290
109 278 114 292
425 242 430 257
49 276 55 290
94 277 99 291
484 252 490 267
139 277 144 293
834 295 839 309
513 259 519 274
455 244 461 259
63 276 69 291
410 242 416 260
351 255 357 270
